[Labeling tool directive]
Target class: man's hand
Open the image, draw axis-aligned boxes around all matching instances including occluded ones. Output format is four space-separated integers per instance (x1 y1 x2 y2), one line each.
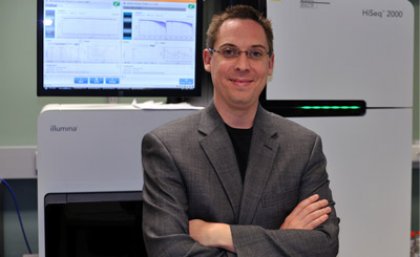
189 195 330 252
189 219 236 252
280 194 332 230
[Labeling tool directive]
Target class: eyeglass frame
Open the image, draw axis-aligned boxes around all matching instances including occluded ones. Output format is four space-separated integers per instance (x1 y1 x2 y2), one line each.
207 45 272 61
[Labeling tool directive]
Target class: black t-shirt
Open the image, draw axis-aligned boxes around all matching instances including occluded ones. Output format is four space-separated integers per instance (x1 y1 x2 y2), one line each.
225 124 253 182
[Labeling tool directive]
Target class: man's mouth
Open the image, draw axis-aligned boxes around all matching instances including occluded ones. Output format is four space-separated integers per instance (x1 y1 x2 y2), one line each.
230 78 253 85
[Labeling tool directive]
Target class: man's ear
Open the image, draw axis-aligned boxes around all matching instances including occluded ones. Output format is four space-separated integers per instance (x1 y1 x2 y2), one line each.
268 53 275 76
203 49 212 72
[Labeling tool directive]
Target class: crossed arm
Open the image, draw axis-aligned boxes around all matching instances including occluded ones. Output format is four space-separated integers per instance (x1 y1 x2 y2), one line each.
142 132 339 257
189 194 332 253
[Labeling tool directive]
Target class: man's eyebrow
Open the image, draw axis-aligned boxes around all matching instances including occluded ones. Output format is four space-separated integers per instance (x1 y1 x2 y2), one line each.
250 44 268 49
217 43 237 48
217 43 268 49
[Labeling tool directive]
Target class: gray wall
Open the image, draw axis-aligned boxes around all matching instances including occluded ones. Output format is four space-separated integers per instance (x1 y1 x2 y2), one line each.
0 0 108 147
412 0 420 141
2 180 37 257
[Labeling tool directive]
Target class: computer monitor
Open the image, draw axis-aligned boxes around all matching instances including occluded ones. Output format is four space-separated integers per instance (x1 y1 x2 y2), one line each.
37 0 202 97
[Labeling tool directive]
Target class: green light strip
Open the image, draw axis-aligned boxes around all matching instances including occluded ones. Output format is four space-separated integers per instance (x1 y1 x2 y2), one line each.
299 106 361 110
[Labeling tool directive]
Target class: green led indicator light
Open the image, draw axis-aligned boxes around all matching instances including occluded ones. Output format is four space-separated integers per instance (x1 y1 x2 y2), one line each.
299 106 361 110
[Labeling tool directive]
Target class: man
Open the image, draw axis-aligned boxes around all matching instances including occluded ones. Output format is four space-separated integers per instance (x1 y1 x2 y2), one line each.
142 5 339 257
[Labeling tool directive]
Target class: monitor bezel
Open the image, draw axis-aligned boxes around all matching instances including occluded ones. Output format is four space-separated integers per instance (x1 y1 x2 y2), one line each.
36 0 203 97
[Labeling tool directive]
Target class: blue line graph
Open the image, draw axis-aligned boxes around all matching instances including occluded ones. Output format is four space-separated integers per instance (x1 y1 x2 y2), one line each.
136 19 193 41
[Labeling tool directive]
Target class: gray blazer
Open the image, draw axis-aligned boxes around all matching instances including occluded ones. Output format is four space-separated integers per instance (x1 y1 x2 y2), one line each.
142 103 339 257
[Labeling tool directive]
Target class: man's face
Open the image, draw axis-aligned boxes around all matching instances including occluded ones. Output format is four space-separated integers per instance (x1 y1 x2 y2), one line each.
203 18 274 112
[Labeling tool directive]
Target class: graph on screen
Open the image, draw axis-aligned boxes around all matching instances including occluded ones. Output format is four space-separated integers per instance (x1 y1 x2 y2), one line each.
38 0 201 96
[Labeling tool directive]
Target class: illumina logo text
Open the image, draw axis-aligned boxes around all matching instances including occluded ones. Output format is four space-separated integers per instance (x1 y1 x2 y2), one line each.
50 125 78 132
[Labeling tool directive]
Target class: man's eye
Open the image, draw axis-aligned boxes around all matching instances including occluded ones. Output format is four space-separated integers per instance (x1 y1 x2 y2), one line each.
249 49 264 59
221 48 238 57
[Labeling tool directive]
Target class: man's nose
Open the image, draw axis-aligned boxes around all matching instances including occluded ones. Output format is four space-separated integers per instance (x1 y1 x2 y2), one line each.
234 52 251 71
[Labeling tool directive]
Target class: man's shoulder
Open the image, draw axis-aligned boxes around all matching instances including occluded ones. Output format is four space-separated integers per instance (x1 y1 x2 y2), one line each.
148 109 202 138
260 108 319 139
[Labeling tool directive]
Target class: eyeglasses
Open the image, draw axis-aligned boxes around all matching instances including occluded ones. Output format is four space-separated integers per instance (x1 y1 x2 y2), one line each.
208 46 270 60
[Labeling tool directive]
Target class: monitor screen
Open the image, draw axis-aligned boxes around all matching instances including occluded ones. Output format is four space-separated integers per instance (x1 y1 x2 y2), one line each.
37 0 202 97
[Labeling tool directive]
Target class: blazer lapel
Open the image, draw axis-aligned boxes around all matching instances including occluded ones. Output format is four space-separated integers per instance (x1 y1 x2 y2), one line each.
198 104 243 221
239 106 279 224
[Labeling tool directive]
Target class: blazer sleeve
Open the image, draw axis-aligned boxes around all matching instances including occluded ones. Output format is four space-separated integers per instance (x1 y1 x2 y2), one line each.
142 132 230 257
230 136 339 257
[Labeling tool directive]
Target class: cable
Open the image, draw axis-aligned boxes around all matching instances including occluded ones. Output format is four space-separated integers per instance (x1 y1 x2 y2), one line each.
0 177 33 254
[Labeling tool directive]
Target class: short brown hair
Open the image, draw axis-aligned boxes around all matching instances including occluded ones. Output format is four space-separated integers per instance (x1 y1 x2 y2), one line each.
206 5 274 56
